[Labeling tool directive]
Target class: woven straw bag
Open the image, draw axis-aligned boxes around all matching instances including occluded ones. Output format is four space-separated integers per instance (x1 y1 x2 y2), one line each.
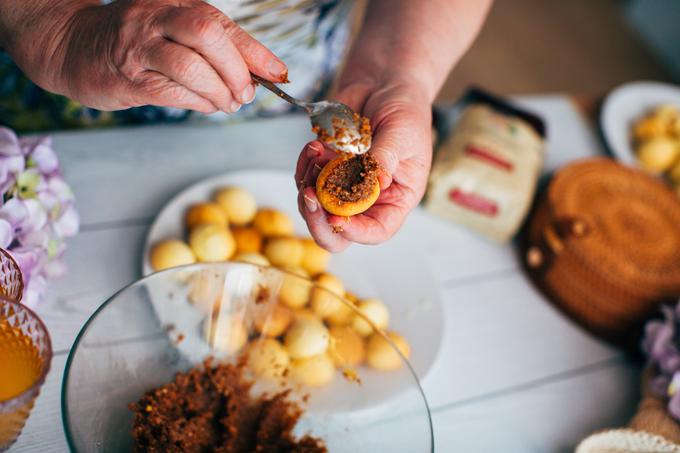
522 159 680 343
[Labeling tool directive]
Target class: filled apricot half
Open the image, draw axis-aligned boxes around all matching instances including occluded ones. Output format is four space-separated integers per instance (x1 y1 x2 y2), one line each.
316 153 380 216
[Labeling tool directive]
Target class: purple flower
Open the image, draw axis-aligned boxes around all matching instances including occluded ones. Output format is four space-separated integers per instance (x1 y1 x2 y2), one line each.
30 141 59 175
54 204 79 238
642 300 680 420
0 128 79 306
0 127 25 194
0 127 20 155
22 274 47 309
0 218 12 249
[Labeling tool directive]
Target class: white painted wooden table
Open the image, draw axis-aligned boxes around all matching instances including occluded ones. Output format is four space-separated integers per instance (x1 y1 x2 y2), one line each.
9 95 640 452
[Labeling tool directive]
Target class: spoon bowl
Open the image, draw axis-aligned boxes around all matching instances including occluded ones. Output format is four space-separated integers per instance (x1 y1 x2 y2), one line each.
252 74 371 155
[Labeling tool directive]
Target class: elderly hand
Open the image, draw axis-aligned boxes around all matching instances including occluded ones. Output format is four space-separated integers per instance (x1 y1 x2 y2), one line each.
295 81 432 252
4 0 287 113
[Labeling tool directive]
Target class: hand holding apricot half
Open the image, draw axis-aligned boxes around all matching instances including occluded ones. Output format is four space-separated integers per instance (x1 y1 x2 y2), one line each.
315 153 381 217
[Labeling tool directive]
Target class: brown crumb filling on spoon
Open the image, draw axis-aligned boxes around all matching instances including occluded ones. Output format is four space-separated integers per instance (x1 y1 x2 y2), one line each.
324 154 379 203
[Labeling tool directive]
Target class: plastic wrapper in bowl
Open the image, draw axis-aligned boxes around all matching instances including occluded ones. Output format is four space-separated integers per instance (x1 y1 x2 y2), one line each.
61 263 433 452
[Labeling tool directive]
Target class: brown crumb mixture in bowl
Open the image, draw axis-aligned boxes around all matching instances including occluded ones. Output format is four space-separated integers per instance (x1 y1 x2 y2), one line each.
324 154 379 203
129 360 326 453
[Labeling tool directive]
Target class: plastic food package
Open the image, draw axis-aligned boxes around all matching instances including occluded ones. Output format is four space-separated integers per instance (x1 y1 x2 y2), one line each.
425 99 545 242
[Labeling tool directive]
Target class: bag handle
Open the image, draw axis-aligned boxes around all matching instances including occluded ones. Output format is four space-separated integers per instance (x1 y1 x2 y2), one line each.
526 217 589 271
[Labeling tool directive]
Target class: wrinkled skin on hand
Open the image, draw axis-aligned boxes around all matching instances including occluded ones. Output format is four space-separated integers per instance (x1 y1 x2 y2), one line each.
296 81 432 252
15 0 287 113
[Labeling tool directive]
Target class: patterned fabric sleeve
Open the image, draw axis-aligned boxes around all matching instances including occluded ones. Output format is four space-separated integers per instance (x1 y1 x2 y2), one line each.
0 0 353 133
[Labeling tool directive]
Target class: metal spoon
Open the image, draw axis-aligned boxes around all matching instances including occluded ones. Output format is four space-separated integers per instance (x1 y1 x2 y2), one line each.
251 74 371 155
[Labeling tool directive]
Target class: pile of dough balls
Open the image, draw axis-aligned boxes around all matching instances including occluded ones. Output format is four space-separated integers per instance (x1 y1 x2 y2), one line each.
149 185 411 388
632 104 680 196
243 275 411 388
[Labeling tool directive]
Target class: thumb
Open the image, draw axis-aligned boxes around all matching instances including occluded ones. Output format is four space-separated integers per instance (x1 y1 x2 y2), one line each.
366 119 401 189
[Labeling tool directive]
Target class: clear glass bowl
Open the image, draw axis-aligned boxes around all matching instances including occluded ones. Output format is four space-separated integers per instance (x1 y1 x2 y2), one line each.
62 263 433 452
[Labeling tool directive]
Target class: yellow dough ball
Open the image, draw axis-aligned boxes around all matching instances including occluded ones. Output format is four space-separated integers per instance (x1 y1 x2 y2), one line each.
352 298 389 337
637 137 680 173
254 305 293 337
213 186 257 226
150 239 196 271
189 224 236 262
264 237 304 267
246 339 290 380
326 299 355 326
634 116 669 142
669 160 680 185
253 209 295 237
671 117 680 138
289 353 335 387
185 202 228 230
187 270 225 314
366 332 410 371
292 308 318 322
652 104 680 121
344 292 359 305
300 238 330 276
203 314 248 354
232 227 263 254
329 326 365 367
279 266 312 309
310 273 348 321
284 319 330 359
232 252 270 267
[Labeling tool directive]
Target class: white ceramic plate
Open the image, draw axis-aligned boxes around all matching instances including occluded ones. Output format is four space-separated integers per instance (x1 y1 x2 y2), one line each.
142 169 444 386
601 80 680 166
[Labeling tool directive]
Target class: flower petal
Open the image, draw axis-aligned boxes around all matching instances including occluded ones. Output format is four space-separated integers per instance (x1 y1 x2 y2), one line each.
54 204 79 237
650 375 670 397
0 197 28 227
670 391 680 421
22 199 48 233
9 246 45 277
31 142 59 175
45 258 67 279
21 275 47 308
0 218 13 248
0 127 21 156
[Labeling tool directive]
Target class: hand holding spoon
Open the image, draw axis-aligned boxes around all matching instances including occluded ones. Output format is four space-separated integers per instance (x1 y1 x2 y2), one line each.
251 74 371 155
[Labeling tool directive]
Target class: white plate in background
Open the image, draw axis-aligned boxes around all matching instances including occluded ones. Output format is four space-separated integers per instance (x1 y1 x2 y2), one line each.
601 80 680 166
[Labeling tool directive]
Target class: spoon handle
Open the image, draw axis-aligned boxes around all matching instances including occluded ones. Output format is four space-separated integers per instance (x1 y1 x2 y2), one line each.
251 73 308 110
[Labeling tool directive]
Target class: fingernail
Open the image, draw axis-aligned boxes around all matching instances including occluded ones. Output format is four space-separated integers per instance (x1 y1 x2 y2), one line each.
303 194 317 213
307 142 323 156
240 83 256 104
229 100 242 113
266 59 287 80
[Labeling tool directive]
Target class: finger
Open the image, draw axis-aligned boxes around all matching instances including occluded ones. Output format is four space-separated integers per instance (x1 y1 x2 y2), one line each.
302 158 324 191
158 6 255 106
295 141 325 190
143 39 236 112
327 202 408 244
367 132 400 190
298 187 350 252
298 143 336 188
220 15 288 82
132 70 218 113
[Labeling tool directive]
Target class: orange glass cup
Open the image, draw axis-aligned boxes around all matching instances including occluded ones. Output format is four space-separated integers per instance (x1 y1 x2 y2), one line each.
0 249 52 451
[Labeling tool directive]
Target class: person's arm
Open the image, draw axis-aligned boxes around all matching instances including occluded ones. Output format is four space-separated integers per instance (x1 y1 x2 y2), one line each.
0 0 288 113
297 0 492 251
